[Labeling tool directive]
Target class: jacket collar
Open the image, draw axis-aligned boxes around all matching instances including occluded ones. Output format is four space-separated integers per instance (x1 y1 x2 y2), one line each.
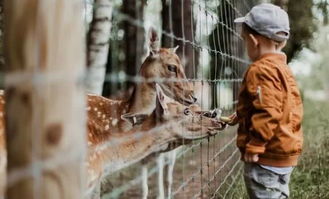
257 52 287 64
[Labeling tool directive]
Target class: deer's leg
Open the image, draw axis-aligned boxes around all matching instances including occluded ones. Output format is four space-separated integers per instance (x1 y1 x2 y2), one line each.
90 182 101 199
142 165 149 199
157 154 165 199
166 150 177 199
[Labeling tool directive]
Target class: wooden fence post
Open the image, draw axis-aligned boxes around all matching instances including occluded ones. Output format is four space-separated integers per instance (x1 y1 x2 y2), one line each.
4 0 86 198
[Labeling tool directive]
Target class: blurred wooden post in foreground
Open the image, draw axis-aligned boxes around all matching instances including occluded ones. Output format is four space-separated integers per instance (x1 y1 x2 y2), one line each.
4 0 86 198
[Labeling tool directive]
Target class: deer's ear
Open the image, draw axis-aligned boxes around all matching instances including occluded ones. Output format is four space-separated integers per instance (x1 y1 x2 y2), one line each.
121 113 148 126
155 84 172 112
148 27 160 55
170 45 179 53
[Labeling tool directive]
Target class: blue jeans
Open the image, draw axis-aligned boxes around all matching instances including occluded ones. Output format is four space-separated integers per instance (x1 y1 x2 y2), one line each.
244 163 292 199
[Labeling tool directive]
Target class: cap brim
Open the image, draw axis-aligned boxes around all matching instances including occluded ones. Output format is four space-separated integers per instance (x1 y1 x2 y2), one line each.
234 17 246 23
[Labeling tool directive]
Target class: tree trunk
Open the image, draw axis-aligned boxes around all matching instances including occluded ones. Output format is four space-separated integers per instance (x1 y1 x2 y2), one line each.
4 0 86 198
161 0 198 78
85 0 113 95
0 0 4 73
273 0 289 10
102 0 145 97
122 0 145 84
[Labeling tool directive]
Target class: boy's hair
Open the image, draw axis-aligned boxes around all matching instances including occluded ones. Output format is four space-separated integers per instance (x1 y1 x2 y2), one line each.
242 23 286 49
242 23 260 36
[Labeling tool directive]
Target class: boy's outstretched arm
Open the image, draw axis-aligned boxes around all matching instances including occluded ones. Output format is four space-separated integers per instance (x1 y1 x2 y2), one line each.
245 65 283 155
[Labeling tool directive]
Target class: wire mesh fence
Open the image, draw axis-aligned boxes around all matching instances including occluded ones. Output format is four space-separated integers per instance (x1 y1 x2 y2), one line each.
0 0 258 198
83 0 257 198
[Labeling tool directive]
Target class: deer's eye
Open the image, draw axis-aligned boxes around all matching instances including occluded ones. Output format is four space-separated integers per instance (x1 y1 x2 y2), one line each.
167 65 177 73
183 108 191 115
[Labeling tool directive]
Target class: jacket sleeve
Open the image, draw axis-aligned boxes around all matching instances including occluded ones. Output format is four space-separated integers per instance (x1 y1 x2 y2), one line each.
245 65 283 154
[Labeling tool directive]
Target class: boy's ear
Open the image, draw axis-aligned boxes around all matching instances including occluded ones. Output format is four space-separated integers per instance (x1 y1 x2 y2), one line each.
249 34 259 47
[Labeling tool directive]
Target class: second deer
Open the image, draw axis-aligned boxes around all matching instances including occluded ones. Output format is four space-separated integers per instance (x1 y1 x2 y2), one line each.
86 85 224 198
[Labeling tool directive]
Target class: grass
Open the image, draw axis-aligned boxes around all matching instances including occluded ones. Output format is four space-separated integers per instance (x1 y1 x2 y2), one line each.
229 99 329 199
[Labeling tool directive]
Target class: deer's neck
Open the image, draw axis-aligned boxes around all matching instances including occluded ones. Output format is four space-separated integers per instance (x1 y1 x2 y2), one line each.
127 83 156 115
87 115 174 184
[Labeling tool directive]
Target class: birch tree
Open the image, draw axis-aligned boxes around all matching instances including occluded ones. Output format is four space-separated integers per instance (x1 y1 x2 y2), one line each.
85 0 113 95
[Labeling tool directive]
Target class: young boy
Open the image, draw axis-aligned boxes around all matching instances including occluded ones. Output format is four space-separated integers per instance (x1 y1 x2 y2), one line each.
227 3 303 199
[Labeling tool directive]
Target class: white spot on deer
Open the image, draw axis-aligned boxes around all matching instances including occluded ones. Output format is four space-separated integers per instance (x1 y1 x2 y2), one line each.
0 112 3 117
87 107 91 111
94 107 98 111
104 125 109 131
99 102 103 106
102 114 106 119
112 119 118 126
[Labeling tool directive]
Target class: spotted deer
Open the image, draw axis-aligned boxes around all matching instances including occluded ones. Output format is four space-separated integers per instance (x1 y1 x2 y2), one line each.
0 28 196 198
86 85 224 197
86 28 196 136
86 28 197 198
0 86 220 199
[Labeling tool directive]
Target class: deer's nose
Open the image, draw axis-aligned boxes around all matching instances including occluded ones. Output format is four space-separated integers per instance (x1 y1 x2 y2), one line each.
191 95 197 103
211 111 217 118
203 111 216 118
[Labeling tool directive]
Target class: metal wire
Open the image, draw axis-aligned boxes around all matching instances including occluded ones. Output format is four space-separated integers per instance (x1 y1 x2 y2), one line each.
90 0 255 198
2 0 257 198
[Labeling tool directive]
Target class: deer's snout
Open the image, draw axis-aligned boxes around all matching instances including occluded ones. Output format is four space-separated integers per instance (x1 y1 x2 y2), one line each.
190 94 197 103
203 110 217 118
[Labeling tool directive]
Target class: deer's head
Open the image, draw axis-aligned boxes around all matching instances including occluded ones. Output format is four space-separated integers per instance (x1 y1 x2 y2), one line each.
124 85 225 139
154 85 225 139
139 28 196 105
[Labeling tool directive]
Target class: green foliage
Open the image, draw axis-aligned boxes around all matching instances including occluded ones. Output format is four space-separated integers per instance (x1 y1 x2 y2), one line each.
317 0 329 25
293 26 329 91
289 100 329 199
283 0 316 62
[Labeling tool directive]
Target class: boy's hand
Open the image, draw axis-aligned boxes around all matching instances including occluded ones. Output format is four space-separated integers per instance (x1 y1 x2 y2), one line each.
244 153 259 163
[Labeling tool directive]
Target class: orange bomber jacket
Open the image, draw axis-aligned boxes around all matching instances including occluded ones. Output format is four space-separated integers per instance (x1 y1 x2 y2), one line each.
236 53 303 167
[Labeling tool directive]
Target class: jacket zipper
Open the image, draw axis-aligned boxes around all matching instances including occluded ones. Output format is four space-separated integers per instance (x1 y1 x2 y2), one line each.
257 86 262 104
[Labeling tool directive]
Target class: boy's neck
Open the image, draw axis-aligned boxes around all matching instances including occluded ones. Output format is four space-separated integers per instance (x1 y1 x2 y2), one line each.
257 46 284 60
259 45 282 55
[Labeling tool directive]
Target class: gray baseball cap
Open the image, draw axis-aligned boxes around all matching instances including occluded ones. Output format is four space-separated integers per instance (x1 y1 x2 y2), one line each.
234 3 290 42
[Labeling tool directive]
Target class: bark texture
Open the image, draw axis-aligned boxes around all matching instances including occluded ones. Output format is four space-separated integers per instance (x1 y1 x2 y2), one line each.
4 0 86 198
122 0 145 78
86 0 113 95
